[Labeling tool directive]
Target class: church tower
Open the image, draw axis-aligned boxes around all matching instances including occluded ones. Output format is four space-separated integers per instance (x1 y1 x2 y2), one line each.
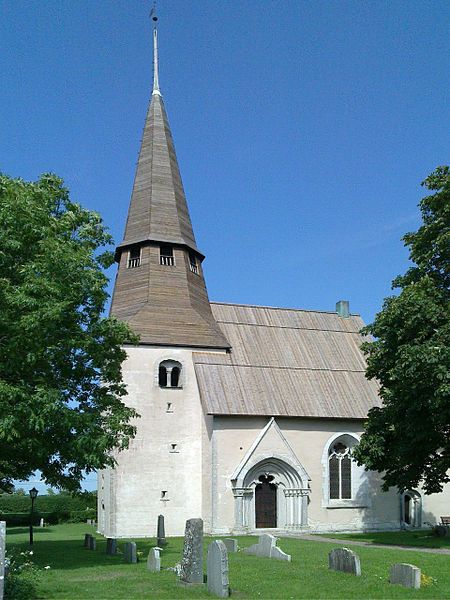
110 23 229 350
98 15 229 538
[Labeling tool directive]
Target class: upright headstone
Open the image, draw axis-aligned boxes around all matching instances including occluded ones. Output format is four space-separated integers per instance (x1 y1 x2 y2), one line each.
223 538 238 553
124 542 137 564
88 536 96 551
39 518 44 528
328 548 361 576
180 518 203 584
106 538 117 555
157 514 167 547
84 533 91 548
147 547 162 572
207 540 229 598
243 534 291 561
0 521 6 600
390 563 421 589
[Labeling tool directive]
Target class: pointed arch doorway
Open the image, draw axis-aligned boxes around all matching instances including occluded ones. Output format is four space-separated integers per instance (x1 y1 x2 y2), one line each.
232 456 310 531
255 475 277 528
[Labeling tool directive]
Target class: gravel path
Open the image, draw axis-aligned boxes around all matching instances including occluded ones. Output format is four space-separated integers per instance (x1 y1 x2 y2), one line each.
293 533 450 555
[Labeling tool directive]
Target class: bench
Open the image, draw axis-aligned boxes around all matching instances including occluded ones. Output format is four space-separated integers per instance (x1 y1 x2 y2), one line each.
440 517 450 526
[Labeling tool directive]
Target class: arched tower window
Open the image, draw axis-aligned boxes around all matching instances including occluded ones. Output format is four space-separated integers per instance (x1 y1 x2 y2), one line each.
158 360 182 388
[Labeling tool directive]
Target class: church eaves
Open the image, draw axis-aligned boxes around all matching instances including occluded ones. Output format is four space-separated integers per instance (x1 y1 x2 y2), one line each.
110 21 230 350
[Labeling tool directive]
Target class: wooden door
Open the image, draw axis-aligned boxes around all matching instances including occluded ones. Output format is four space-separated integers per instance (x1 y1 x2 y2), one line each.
255 477 277 528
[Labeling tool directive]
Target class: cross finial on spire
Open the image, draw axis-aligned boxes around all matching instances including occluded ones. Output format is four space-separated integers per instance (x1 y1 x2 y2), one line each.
150 3 161 96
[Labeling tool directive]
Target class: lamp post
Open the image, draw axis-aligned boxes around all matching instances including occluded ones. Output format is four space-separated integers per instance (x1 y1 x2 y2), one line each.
29 487 38 546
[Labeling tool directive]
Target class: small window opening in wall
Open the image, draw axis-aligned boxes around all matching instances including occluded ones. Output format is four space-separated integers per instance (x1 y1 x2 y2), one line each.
127 245 141 268
170 443 178 452
171 366 180 387
159 365 168 387
160 244 174 266
189 252 199 274
166 402 173 412
159 360 182 388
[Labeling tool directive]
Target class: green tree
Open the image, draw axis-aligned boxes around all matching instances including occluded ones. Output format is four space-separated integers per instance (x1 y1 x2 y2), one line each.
354 166 450 494
0 173 138 493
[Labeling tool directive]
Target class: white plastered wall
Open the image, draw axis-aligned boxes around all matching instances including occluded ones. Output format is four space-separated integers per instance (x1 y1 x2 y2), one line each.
99 345 217 538
211 416 403 534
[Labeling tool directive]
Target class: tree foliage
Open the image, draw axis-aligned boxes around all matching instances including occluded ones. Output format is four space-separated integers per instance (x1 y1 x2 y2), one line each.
0 173 139 492
353 166 450 494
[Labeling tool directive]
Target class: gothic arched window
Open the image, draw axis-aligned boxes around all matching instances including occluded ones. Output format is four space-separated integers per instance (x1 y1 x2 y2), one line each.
328 441 353 500
158 360 182 388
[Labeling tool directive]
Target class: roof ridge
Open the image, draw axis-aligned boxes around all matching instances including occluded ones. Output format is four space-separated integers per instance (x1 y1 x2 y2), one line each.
194 361 368 374
216 320 362 334
210 300 361 317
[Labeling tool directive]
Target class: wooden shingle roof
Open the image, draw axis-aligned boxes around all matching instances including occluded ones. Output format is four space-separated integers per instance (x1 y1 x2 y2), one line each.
193 302 380 419
117 93 200 255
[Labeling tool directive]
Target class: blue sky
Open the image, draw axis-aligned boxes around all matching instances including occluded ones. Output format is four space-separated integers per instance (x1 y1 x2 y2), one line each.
1 1 449 491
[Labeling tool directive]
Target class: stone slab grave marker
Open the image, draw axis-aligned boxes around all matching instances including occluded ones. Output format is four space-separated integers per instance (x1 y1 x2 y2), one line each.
390 563 421 589
207 540 230 598
88 536 96 551
106 538 117 555
39 518 44 528
124 542 137 564
0 521 6 600
157 514 167 547
84 533 91 548
147 547 162 572
180 518 203 584
224 538 238 553
243 534 291 561
328 548 361 576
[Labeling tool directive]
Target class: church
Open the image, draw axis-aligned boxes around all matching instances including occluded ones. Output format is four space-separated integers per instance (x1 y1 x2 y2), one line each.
97 21 449 537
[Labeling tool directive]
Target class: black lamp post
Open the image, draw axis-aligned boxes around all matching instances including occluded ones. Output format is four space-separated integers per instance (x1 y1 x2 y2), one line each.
29 487 38 546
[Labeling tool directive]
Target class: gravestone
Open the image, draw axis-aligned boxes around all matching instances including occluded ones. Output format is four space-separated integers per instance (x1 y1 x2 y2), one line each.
207 540 229 598
328 548 361 576
157 514 167 547
147 547 162 572
124 542 137 564
224 538 238 553
243 534 291 561
39 518 44 528
84 533 91 548
390 563 421 589
88 536 96 551
0 521 6 600
106 538 117 555
180 518 203 584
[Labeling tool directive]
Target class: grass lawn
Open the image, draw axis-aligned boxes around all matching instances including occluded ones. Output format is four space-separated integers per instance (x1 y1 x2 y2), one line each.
5 523 450 599
318 529 450 549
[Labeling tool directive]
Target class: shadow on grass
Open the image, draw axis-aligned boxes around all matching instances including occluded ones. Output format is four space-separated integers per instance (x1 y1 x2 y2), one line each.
6 537 183 571
7 527 55 536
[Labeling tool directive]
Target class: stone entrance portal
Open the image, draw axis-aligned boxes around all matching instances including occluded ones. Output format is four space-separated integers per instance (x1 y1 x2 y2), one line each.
231 418 311 532
255 475 277 528
232 456 310 531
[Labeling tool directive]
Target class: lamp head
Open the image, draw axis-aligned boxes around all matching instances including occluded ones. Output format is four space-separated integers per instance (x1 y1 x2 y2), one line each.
29 487 38 500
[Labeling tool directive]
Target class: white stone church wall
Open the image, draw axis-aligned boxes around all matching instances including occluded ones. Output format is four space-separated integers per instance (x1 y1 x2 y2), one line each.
211 416 402 534
99 345 210 537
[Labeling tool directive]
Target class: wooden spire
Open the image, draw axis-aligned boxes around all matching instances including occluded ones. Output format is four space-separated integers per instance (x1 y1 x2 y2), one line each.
111 17 230 350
